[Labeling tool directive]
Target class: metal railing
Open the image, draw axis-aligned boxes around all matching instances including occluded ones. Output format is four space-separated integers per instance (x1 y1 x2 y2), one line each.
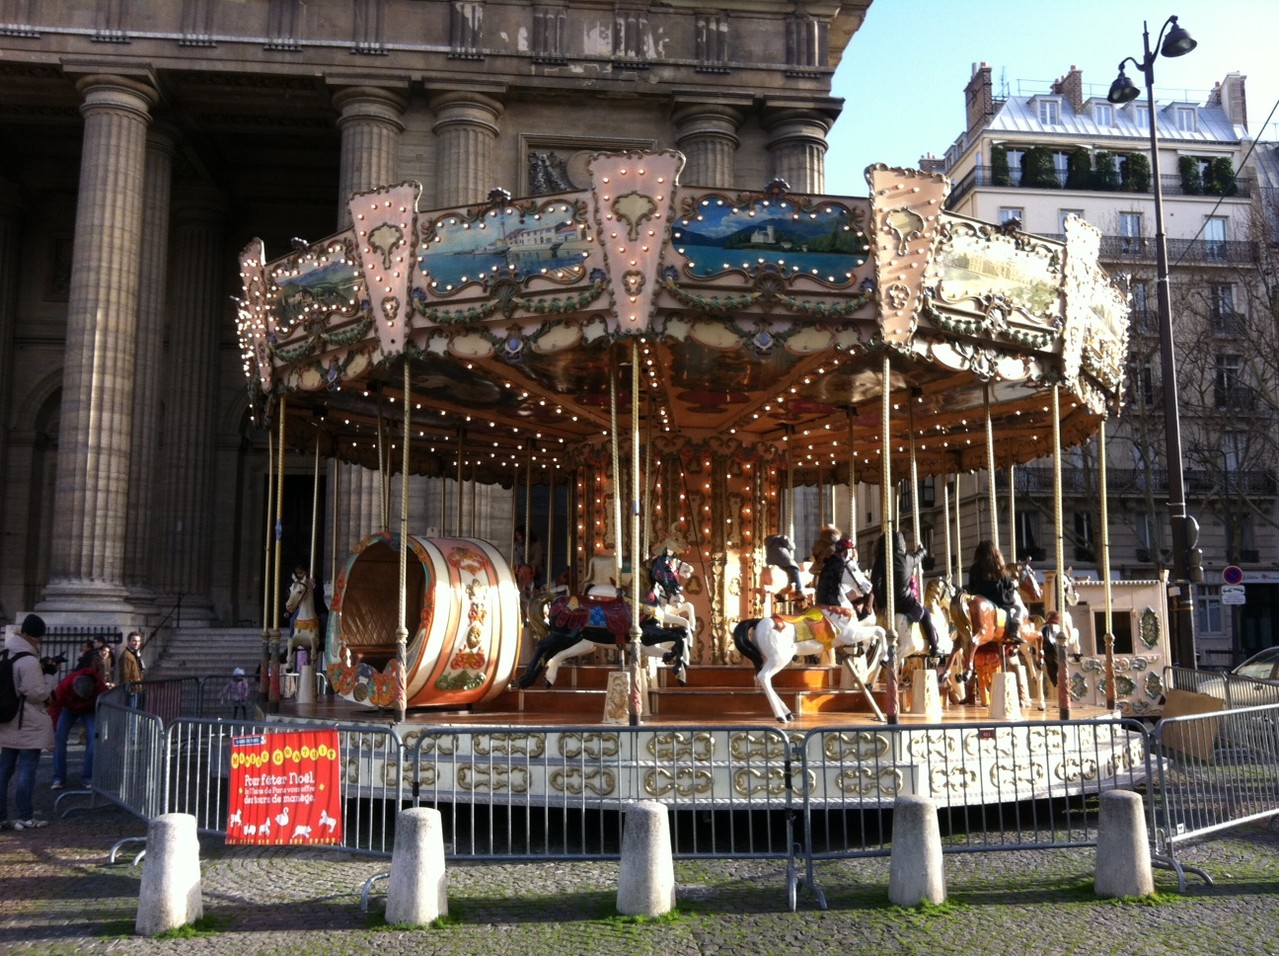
1151 702 1279 891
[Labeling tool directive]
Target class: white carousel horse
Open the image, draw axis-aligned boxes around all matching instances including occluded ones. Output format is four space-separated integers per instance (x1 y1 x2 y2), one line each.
733 551 886 722
284 568 321 666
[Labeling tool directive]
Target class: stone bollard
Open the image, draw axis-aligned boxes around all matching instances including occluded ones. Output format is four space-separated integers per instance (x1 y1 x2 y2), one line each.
135 813 203 936
988 672 1022 720
1095 790 1155 898
888 795 945 906
385 807 448 925
617 800 676 917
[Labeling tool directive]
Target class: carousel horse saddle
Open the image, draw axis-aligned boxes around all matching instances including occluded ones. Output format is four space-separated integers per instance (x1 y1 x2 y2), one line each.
549 594 656 645
769 607 840 648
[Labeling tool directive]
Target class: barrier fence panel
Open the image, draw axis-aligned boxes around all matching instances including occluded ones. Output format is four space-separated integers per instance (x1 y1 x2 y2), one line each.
1164 666 1279 711
1151 702 1279 890
795 717 1151 908
164 718 405 855
94 697 167 821
406 723 795 862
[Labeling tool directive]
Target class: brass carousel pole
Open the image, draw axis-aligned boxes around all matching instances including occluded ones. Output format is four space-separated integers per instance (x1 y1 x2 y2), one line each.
629 340 643 726
375 390 388 531
847 407 858 539
881 355 898 724
907 396 921 572
454 429 463 537
1099 418 1117 710
270 396 286 709
260 424 274 702
942 478 952 585
1007 463 1016 562
395 358 411 723
1052 384 1070 720
983 384 998 550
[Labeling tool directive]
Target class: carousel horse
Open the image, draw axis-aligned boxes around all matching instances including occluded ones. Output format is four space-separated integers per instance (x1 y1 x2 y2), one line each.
1039 569 1084 692
514 585 692 690
892 577 969 701
949 560 1044 706
284 567 321 667
733 548 885 722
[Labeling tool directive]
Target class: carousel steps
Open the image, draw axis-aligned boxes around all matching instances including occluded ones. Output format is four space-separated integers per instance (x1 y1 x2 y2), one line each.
490 664 882 719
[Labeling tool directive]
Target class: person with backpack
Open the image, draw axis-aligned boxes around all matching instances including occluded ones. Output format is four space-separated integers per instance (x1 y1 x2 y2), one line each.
48 658 108 791
0 614 58 830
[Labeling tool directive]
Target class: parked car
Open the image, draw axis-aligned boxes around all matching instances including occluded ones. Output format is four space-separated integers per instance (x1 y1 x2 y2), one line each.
1232 646 1279 683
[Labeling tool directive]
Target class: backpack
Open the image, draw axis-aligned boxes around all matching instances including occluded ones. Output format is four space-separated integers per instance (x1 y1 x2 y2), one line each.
0 649 35 723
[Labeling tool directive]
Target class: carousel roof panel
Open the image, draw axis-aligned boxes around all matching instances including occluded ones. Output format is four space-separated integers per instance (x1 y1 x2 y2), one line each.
236 150 1130 487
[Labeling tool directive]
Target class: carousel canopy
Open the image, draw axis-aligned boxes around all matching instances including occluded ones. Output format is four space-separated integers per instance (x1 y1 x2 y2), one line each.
236 149 1129 487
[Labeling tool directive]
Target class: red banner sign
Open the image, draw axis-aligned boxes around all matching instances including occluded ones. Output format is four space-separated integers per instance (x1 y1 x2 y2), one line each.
226 729 343 846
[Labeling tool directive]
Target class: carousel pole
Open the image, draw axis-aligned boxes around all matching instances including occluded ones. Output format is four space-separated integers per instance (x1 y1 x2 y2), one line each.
546 468 555 591
629 341 643 726
881 355 898 724
907 395 921 566
454 429 463 537
847 407 858 540
609 362 624 590
942 478 952 585
270 397 287 709
375 390 389 531
260 423 274 702
525 443 534 568
1099 418 1117 711
511 462 519 559
1051 385 1070 720
394 358 411 723
983 384 998 551
1007 463 1016 563
954 472 965 585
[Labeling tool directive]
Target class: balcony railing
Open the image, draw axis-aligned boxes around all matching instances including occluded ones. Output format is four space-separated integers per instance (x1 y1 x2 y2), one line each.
1003 466 1278 497
947 166 1254 207
1095 235 1257 265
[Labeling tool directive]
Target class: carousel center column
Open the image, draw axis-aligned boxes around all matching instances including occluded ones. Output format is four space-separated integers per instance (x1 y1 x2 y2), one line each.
40 72 159 615
762 103 834 195
672 101 744 188
329 84 408 556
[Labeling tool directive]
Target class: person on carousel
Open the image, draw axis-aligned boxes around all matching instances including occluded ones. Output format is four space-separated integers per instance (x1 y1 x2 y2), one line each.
872 530 941 658
513 525 543 599
810 526 850 608
966 539 1026 645
764 533 804 601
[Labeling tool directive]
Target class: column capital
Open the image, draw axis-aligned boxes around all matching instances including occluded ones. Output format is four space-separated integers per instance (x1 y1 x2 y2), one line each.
762 104 834 147
332 84 408 131
429 90 504 136
72 72 160 119
671 101 744 142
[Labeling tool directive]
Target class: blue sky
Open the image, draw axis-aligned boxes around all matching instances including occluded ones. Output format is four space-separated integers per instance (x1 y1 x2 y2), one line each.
825 0 1279 196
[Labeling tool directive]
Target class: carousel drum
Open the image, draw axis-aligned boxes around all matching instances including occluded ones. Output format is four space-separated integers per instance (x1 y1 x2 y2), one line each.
324 532 522 710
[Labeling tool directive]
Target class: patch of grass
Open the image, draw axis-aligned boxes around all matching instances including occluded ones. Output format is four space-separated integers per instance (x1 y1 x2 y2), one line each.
599 904 689 926
153 914 230 939
366 908 464 931
94 919 137 939
1099 891 1182 907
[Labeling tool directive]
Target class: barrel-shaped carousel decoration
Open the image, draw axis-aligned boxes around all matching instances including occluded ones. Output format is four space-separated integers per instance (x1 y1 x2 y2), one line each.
236 149 1131 723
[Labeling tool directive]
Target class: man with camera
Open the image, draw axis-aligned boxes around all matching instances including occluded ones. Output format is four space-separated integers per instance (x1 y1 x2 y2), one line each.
0 614 58 830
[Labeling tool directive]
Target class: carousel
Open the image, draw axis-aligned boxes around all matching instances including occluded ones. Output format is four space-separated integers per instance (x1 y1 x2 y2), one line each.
235 148 1163 760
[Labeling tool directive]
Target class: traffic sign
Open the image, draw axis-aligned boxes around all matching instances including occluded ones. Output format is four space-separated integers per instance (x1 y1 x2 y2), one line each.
1223 565 1244 585
1221 584 1246 605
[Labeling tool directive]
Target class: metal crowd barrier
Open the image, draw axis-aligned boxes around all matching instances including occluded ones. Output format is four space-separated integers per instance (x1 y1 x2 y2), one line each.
1150 701 1279 891
1164 665 1279 710
403 723 795 862
792 716 1152 909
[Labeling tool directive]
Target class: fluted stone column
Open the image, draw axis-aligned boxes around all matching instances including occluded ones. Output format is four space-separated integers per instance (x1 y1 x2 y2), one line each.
125 125 178 603
763 107 832 194
154 188 225 623
429 90 503 207
331 86 407 553
427 90 506 534
41 73 157 613
672 103 743 188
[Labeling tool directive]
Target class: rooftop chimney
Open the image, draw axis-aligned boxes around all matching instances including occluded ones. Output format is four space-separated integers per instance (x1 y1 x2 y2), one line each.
1051 66 1084 114
965 62 994 136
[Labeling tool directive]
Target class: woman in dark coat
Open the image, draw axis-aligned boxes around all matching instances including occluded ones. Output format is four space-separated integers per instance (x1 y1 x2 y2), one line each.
966 539 1025 642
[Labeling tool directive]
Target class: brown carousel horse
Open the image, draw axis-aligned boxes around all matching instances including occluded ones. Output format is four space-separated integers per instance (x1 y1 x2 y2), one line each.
949 560 1045 707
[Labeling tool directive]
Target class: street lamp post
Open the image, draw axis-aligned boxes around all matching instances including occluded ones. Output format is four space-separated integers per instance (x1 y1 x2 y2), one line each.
1108 15 1202 667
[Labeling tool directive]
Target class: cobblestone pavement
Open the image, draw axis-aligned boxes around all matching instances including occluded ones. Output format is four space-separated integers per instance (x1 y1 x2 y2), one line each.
3 749 1279 956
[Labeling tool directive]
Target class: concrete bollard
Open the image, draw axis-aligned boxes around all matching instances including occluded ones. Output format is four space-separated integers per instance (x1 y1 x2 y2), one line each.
385 807 448 925
1095 790 1155 898
888 795 945 906
135 812 203 936
617 800 676 917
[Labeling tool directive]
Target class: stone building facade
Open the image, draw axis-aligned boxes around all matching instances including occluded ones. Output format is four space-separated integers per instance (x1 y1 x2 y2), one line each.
0 1 870 628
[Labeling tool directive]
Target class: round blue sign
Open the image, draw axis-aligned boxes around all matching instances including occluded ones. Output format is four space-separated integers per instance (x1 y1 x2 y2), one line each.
1222 565 1244 585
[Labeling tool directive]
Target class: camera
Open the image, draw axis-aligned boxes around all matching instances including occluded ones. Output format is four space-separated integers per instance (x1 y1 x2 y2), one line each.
40 653 67 675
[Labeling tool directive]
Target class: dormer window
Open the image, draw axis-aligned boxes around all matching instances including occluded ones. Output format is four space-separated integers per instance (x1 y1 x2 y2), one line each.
1039 98 1061 125
1175 106 1197 132
1094 103 1113 127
